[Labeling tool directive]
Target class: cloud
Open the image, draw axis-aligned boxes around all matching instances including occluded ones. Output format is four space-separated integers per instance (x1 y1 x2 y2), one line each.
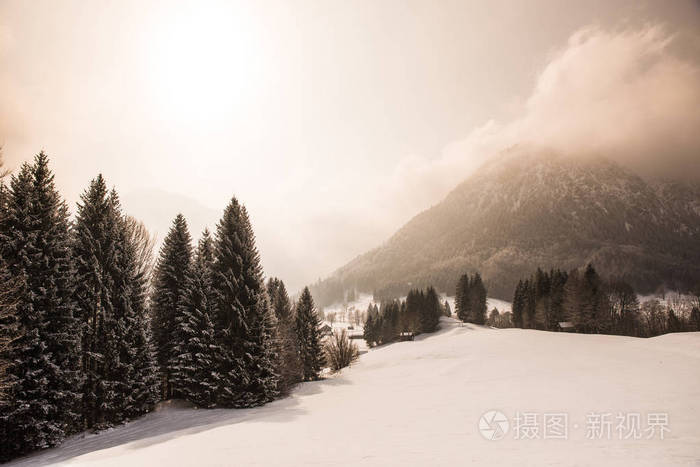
386 24 700 214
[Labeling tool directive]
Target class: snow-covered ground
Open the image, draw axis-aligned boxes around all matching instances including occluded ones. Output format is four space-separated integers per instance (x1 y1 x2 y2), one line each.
9 318 700 466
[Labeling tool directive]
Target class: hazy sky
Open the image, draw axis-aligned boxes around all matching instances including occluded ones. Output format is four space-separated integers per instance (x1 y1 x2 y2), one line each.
1 0 699 291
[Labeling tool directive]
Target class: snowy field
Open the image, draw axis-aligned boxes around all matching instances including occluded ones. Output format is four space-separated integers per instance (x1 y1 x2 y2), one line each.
9 318 700 466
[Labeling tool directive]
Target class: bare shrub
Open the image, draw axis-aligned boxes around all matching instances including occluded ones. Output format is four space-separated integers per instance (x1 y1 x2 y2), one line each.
324 329 359 373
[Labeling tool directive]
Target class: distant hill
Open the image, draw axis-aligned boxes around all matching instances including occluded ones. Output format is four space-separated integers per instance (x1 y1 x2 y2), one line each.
313 148 700 303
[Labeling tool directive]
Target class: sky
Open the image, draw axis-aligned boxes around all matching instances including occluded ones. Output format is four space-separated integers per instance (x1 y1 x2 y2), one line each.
1 0 699 291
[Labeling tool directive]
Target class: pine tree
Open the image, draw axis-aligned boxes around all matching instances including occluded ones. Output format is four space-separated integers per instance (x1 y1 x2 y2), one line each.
455 274 470 321
691 307 700 332
512 280 525 328
170 230 218 407
666 309 682 334
380 300 400 343
0 153 82 460
72 175 116 428
403 289 422 333
363 305 376 347
151 214 193 399
113 198 160 419
419 286 441 333
212 198 279 406
523 279 536 329
267 277 302 394
73 178 159 429
470 273 487 325
443 300 452 317
295 287 324 381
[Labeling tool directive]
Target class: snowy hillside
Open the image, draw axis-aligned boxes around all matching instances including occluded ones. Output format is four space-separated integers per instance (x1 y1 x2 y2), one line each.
9 319 700 467
325 149 700 299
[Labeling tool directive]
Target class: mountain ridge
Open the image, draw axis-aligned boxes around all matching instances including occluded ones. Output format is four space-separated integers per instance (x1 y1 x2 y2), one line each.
315 148 700 303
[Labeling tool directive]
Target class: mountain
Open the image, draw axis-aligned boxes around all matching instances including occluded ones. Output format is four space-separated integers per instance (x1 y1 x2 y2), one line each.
315 148 700 303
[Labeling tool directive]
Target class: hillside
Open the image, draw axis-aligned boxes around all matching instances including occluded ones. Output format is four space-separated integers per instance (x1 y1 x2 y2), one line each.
321 149 700 300
9 319 700 466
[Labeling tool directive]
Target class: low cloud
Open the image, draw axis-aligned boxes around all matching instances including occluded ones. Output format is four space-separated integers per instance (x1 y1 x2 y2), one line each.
387 24 700 214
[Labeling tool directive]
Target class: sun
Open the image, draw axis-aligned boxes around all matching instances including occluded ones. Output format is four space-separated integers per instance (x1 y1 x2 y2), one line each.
144 2 264 128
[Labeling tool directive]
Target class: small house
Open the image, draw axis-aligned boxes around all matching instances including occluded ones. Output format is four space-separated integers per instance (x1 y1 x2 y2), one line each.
558 321 575 332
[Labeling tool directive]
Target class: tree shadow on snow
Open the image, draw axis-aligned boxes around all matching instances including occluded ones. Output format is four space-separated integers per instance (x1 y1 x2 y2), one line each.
7 377 352 467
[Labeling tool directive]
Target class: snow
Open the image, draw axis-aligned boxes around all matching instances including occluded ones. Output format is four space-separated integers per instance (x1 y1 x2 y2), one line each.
9 318 700 466
442 295 512 315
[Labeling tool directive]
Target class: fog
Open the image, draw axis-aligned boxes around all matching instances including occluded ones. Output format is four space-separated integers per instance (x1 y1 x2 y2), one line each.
1 0 699 291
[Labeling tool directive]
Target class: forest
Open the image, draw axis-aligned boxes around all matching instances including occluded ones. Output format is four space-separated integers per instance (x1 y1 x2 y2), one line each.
0 153 335 462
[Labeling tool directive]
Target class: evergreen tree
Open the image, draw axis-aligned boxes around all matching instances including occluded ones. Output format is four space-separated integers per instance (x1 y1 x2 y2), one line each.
419 286 441 333
512 280 525 328
523 279 536 329
455 274 470 322
691 307 700 332
170 230 218 407
111 194 159 419
212 198 279 406
363 305 377 347
151 214 193 398
0 153 82 460
267 277 302 394
295 287 324 381
443 300 452 317
403 289 422 333
470 273 487 325
548 270 568 331
380 300 400 343
666 309 682 334
73 177 158 429
72 175 116 428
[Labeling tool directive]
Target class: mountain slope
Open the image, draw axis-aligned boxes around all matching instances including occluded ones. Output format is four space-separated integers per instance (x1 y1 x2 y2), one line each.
326 148 700 299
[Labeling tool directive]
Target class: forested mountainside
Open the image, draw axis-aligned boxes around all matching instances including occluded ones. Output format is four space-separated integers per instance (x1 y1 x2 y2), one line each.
313 149 700 304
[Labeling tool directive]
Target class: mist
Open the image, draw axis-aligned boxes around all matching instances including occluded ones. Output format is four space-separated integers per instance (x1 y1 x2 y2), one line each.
390 24 700 218
1 1 699 291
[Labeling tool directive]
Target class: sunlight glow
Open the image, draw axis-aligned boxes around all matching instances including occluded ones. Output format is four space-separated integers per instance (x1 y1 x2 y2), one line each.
145 3 264 128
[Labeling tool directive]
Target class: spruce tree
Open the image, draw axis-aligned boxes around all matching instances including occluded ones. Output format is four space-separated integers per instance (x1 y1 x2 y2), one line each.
455 274 469 321
403 289 422 333
512 280 525 328
267 277 302 394
212 198 279 406
363 306 376 347
151 214 193 398
0 153 82 460
470 273 487 324
73 178 159 429
170 230 218 407
72 175 116 428
113 197 159 419
419 287 441 333
295 287 324 381
443 300 452 317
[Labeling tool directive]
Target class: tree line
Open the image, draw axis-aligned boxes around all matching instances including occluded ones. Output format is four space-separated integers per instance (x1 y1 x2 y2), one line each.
0 153 329 461
363 286 444 347
511 264 700 336
454 272 487 324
